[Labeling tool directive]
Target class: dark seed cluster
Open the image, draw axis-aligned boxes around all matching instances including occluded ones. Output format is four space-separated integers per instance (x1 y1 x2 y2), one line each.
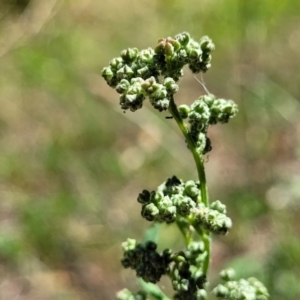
121 239 170 284
171 242 208 300
120 239 210 300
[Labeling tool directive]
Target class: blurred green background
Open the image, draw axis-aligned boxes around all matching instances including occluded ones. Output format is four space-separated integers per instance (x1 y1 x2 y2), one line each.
0 0 299 299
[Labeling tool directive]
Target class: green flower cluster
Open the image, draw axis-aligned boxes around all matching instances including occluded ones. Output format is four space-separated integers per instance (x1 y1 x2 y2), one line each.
154 33 214 80
121 239 170 283
115 76 178 112
194 201 232 235
138 176 232 235
102 32 215 112
116 289 148 300
138 176 199 223
179 94 238 154
213 269 270 300
171 242 208 300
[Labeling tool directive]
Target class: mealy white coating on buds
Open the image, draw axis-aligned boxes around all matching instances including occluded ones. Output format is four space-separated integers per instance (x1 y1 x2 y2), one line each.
213 273 270 300
102 32 217 111
193 203 232 235
140 176 201 223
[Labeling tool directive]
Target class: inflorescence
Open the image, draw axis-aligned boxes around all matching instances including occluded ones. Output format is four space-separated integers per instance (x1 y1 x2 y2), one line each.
138 176 232 235
102 32 237 156
102 32 269 300
213 268 270 300
178 94 238 155
102 32 214 112
121 238 208 300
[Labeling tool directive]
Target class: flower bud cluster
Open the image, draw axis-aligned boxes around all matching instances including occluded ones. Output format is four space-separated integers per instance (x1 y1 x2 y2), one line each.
154 33 215 81
138 176 200 223
193 201 232 235
116 76 178 112
121 239 170 283
171 242 208 300
102 47 157 87
179 94 238 154
213 269 269 300
102 32 215 111
138 177 232 235
116 289 148 300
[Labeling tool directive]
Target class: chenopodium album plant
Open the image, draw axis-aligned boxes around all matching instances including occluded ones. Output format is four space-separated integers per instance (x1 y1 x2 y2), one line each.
102 32 270 300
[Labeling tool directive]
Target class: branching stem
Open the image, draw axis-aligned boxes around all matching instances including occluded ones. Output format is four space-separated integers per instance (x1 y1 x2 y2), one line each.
168 95 211 275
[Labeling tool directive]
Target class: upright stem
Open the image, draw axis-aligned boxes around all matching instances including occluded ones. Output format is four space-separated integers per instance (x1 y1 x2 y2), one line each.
168 97 208 206
168 96 211 275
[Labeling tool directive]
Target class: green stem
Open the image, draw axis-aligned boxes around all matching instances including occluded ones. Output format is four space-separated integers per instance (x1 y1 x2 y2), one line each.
139 279 171 300
194 225 211 275
168 95 211 275
176 219 192 245
168 97 208 206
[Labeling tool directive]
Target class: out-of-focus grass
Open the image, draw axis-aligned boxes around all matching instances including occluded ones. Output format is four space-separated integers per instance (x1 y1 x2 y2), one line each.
0 0 299 299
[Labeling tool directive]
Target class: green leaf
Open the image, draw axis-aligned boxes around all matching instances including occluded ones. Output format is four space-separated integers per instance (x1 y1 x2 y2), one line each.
138 279 171 300
142 223 160 244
